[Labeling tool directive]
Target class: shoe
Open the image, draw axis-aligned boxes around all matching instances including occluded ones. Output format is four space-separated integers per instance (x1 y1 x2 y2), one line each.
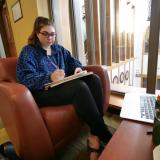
0 141 21 160
87 136 103 160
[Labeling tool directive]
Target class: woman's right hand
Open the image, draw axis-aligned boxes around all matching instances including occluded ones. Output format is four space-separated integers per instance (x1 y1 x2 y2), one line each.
50 69 65 82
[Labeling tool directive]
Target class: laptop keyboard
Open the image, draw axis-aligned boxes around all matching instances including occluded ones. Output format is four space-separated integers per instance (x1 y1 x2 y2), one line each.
140 96 155 120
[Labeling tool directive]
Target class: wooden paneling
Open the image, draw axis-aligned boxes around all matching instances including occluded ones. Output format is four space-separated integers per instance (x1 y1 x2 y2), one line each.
85 0 95 64
99 0 107 65
106 0 112 66
126 32 131 59
147 0 160 93
131 33 134 57
85 0 101 65
99 0 112 66
121 31 126 61
0 4 17 57
68 0 78 58
93 0 101 64
115 0 120 63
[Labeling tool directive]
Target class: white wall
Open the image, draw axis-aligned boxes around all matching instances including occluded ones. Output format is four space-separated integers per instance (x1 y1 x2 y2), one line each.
133 0 149 86
36 0 50 18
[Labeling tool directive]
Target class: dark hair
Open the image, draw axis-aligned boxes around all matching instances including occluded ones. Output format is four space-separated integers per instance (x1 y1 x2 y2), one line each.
28 16 54 45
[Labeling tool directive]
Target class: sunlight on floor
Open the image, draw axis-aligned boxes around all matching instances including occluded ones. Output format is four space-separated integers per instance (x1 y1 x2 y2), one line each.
104 111 122 129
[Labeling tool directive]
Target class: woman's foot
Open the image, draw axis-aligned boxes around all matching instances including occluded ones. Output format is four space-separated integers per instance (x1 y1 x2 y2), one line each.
87 135 100 160
90 151 99 160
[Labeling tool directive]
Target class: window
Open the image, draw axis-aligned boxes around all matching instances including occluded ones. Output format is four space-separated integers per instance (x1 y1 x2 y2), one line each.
51 0 160 93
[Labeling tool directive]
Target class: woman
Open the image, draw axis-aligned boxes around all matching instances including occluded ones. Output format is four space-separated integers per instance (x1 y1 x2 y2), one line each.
16 16 112 159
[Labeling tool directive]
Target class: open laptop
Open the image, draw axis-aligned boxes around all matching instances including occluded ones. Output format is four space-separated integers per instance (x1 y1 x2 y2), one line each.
120 92 156 123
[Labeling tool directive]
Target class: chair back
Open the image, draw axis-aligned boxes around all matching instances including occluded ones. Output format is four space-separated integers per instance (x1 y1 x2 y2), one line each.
0 57 17 82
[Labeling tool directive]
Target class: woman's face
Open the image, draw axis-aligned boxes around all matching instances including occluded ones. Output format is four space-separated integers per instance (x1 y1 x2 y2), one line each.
37 25 56 48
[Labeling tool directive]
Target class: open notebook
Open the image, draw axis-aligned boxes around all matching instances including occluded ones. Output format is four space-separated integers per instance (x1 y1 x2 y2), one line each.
120 92 156 123
44 71 93 90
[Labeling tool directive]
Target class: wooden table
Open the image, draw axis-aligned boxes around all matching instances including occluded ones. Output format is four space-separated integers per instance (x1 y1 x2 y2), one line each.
99 120 153 160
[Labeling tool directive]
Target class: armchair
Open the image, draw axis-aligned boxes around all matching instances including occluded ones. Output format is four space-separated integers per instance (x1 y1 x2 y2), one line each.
0 57 110 160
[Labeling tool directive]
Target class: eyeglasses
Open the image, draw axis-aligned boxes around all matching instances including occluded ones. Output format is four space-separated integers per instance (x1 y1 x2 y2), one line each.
39 31 56 38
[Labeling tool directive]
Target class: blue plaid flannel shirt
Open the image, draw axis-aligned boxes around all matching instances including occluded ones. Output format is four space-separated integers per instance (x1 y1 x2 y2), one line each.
16 43 82 91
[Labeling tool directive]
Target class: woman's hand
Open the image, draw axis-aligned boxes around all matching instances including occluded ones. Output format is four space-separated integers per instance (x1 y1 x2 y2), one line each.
50 69 65 82
74 67 83 74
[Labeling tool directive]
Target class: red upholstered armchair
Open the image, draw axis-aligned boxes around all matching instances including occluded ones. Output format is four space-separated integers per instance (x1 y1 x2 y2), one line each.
0 57 110 160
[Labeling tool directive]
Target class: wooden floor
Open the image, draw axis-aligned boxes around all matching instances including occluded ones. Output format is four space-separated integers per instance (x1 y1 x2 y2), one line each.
0 118 10 144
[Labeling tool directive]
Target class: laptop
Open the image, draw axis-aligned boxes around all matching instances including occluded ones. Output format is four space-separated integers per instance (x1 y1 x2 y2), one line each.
120 92 156 123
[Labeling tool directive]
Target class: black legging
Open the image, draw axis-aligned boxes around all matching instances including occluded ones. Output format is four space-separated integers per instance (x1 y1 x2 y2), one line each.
32 74 111 143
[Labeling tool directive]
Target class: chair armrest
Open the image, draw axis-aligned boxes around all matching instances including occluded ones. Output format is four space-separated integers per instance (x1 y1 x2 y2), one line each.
0 82 54 160
84 65 110 113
